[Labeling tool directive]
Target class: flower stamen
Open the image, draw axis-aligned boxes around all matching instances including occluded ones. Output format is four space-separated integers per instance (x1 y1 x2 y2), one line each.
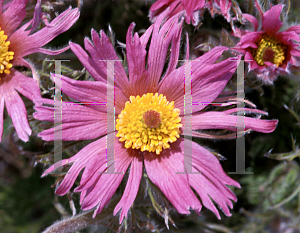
0 27 14 76
253 35 286 67
116 93 182 154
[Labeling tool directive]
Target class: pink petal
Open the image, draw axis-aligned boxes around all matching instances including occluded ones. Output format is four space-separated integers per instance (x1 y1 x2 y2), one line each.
192 110 278 133
70 41 104 81
10 71 41 101
140 24 153 48
80 141 133 217
3 84 31 142
159 46 231 113
16 58 40 83
186 141 240 218
237 31 263 48
10 7 79 58
286 25 300 34
276 31 300 43
147 12 183 93
0 97 4 141
144 139 202 214
1 0 28 37
126 23 149 97
114 152 143 223
262 4 283 33
83 29 131 96
149 0 180 21
49 73 126 114
34 98 110 141
42 136 107 193
243 13 258 31
164 21 182 77
181 0 205 24
30 0 42 34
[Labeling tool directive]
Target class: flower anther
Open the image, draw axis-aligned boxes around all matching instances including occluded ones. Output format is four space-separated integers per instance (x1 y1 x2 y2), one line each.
253 35 286 67
116 93 182 154
0 28 14 76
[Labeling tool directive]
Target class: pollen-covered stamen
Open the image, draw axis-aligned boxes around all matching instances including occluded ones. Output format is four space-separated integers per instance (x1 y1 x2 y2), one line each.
253 34 286 67
116 93 182 155
143 110 161 128
0 27 14 76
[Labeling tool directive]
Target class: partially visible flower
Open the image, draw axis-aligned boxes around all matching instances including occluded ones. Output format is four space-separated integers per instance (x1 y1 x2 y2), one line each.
233 4 300 83
149 0 237 25
0 0 79 142
35 12 277 223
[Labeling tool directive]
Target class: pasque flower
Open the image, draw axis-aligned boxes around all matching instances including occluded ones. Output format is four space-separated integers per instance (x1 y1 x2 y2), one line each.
233 4 300 83
0 0 79 142
149 0 234 25
34 12 277 223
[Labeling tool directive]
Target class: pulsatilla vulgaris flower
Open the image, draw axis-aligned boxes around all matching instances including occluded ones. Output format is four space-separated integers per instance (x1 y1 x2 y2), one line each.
149 0 234 26
0 0 79 142
233 4 300 83
34 12 277 223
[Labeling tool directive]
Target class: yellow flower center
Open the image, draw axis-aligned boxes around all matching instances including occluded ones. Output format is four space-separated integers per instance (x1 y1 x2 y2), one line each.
253 35 286 67
116 93 182 154
0 27 14 76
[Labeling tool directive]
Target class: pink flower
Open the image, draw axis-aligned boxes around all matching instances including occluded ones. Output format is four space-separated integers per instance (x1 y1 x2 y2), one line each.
149 0 233 25
233 4 300 83
34 13 277 223
0 0 79 142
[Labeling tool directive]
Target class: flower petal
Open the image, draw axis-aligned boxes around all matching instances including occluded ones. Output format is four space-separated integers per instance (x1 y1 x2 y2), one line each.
1 0 28 37
0 97 4 141
188 141 240 219
49 73 126 114
262 4 283 33
147 12 183 92
10 7 79 58
34 98 111 141
80 140 133 217
192 110 278 133
3 85 31 142
10 71 41 101
243 13 258 31
144 138 202 214
114 152 143 223
126 23 149 96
